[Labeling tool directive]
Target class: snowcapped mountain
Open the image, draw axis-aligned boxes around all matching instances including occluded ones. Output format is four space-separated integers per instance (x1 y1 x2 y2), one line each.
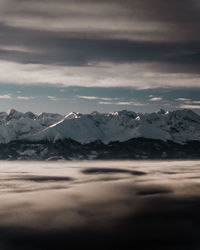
0 108 199 160
28 109 200 144
0 108 199 145
0 109 64 143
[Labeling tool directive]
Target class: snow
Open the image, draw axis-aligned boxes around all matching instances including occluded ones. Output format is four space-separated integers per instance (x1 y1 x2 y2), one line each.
0 110 64 143
0 108 199 144
135 116 140 121
29 109 200 144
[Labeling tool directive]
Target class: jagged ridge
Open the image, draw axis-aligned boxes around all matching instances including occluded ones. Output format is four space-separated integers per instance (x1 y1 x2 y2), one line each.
0 108 200 144
1 138 200 160
29 109 200 144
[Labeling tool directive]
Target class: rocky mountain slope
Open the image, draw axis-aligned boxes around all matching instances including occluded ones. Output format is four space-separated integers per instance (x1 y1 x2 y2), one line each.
0 109 63 143
0 108 199 160
28 109 200 144
2 138 200 160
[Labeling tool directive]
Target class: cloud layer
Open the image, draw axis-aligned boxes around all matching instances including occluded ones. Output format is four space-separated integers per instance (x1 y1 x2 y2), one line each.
0 161 200 249
0 0 199 89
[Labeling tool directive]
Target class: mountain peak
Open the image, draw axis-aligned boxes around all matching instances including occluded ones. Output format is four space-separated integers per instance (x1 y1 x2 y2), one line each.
90 111 100 116
171 109 199 119
7 109 23 120
7 109 19 115
108 110 137 118
0 109 199 145
65 112 81 120
157 109 166 115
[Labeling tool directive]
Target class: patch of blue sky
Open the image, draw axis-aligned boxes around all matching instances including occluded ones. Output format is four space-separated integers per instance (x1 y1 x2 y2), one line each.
0 84 200 114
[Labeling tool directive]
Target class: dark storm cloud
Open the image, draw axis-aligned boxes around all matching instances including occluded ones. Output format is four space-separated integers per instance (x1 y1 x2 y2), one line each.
0 0 199 88
0 22 199 74
82 168 146 175
10 175 74 182
5 0 200 40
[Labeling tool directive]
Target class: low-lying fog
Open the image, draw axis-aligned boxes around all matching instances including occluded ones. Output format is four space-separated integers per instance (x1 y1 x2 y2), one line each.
0 160 200 250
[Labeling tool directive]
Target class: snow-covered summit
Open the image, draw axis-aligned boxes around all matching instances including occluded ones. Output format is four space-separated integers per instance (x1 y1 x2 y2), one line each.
28 109 200 144
0 108 199 144
64 112 82 120
0 109 64 143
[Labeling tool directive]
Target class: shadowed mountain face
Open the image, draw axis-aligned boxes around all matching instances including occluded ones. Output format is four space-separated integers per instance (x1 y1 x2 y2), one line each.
0 108 199 160
0 109 200 145
0 138 200 160
0 160 200 249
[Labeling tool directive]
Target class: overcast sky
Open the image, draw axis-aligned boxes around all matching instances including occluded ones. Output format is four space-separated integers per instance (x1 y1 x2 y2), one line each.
0 0 199 114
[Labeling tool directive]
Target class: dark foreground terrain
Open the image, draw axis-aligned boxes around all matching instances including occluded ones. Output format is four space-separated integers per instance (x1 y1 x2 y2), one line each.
1 138 200 160
0 161 200 249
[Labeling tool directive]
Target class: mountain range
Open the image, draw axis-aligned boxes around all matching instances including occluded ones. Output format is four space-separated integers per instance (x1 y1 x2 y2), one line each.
0 108 200 160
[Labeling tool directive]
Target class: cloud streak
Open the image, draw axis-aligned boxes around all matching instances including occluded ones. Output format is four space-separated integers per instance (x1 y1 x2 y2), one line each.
0 0 198 91
48 96 58 101
0 94 12 99
0 61 199 89
99 101 145 106
180 104 200 109
150 97 163 101
17 96 35 100
78 95 120 101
